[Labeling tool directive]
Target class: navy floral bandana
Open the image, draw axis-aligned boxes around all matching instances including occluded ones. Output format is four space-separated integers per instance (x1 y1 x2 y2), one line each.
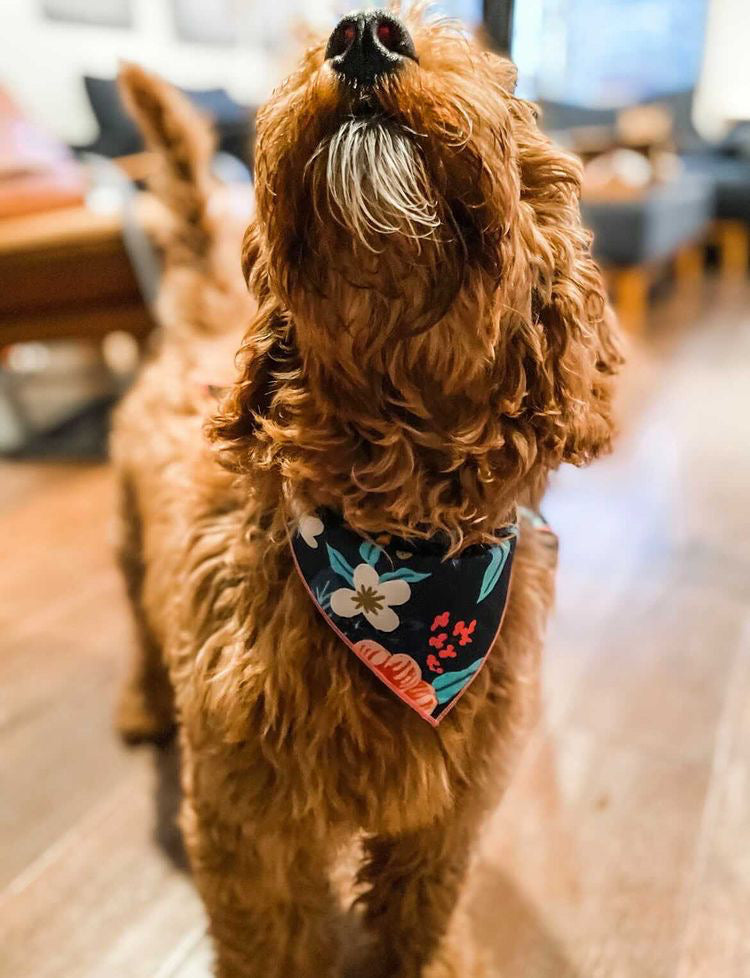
289 509 537 726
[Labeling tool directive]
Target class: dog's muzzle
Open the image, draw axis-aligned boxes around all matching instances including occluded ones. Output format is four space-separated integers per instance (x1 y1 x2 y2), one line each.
325 10 417 87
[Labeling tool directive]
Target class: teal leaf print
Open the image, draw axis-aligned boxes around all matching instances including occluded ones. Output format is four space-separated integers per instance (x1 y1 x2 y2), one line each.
326 544 355 587
314 581 332 610
379 568 432 583
359 541 382 566
432 660 483 704
477 540 512 603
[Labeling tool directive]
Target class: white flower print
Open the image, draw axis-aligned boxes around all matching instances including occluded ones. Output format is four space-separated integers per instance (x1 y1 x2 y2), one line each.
298 514 324 549
330 563 411 633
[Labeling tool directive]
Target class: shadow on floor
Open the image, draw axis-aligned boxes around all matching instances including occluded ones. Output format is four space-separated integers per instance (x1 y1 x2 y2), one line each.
151 737 189 870
469 862 582 978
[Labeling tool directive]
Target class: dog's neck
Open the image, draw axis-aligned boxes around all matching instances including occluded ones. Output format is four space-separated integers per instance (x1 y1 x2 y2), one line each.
214 282 545 552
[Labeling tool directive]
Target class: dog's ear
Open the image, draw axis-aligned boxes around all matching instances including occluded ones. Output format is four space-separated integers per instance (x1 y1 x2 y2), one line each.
206 216 290 472
206 306 295 474
506 99 624 468
534 269 622 466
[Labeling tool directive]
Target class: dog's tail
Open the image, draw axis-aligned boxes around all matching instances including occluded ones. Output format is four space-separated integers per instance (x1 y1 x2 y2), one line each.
117 63 253 345
118 62 218 263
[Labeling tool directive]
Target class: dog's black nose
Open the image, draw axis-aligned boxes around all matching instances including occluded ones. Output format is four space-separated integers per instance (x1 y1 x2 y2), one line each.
325 11 417 86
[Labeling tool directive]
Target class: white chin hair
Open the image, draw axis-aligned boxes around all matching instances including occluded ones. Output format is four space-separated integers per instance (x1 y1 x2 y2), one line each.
315 118 440 251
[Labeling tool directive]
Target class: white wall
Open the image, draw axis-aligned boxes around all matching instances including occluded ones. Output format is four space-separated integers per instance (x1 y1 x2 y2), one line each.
0 0 340 145
694 0 750 139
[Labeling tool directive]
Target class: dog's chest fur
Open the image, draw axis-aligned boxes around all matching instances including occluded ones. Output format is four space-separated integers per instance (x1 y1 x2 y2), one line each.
165 484 547 836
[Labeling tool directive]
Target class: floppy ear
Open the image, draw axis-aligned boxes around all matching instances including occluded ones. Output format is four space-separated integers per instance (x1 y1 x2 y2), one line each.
205 219 273 466
207 221 300 476
207 307 295 474
510 97 624 467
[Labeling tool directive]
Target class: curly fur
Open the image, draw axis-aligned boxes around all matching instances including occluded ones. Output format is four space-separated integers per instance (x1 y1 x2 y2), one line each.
112 8 622 977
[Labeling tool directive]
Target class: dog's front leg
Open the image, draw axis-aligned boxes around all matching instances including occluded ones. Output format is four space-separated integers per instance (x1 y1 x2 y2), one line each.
181 748 341 978
356 800 484 978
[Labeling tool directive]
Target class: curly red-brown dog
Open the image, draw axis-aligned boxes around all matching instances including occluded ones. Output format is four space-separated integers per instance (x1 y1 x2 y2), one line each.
112 6 622 976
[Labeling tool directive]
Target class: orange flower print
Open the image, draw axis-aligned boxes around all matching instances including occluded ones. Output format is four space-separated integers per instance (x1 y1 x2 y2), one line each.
355 640 438 713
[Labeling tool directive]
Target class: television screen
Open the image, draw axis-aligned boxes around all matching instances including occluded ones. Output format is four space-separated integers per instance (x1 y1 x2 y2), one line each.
512 0 709 106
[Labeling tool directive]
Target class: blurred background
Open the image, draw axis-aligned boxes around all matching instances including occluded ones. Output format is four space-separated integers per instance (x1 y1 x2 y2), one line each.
1 0 749 455
1 2 749 977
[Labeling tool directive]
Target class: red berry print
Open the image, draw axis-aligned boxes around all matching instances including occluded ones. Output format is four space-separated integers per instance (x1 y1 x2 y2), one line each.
429 633 448 650
453 619 477 646
431 611 450 632
426 654 444 674
439 644 457 659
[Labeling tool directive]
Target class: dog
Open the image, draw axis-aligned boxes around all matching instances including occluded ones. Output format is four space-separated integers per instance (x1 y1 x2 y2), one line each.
112 6 622 977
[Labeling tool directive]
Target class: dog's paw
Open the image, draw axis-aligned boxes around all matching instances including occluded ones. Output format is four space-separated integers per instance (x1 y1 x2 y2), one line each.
115 681 175 745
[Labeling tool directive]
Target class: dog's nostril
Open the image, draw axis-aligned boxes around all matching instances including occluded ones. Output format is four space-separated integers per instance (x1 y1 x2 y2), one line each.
325 18 357 60
376 20 396 50
373 16 413 57
325 11 417 86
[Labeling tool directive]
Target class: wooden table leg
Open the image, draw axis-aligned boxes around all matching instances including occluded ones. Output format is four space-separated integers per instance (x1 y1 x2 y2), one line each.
714 220 749 280
614 266 648 335
674 243 704 288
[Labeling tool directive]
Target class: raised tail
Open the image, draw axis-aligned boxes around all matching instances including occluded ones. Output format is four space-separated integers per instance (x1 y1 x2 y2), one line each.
117 63 254 345
118 62 218 263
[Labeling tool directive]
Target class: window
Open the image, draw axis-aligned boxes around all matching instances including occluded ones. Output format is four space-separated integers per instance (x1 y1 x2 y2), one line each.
512 0 709 105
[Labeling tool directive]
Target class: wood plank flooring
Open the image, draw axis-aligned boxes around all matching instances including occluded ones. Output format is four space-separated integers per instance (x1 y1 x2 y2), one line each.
2 282 749 977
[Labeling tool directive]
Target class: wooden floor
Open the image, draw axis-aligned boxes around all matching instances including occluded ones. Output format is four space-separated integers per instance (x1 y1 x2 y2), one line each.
2 282 750 978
